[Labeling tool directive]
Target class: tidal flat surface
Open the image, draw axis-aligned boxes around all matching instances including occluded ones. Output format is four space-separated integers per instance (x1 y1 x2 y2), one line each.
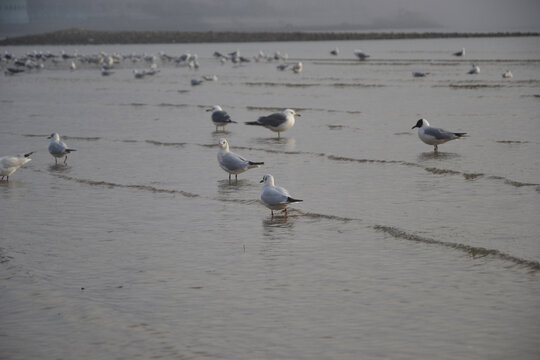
1 37 539 359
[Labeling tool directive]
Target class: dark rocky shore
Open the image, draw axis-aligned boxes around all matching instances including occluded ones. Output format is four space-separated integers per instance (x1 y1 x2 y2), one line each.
1 28 538 46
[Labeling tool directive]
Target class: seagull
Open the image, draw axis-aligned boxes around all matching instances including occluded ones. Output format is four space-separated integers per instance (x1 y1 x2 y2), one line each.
412 119 467 152
292 62 303 74
206 105 237 131
245 109 300 138
412 71 430 78
330 47 339 56
191 78 203 86
48 133 76 164
468 64 480 74
502 70 513 79
217 138 263 183
0 152 33 181
353 49 370 60
453 48 465 56
133 69 146 79
260 174 302 217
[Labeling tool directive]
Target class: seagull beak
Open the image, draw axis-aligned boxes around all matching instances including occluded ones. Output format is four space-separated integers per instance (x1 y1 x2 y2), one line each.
260 179 264 183
296 113 301 117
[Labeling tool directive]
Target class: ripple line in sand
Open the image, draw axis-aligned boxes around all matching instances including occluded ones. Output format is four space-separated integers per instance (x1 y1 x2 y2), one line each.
53 174 199 198
373 225 540 272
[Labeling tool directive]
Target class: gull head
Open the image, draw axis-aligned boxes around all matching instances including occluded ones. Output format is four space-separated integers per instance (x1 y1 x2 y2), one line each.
283 109 300 118
412 118 429 129
207 105 223 113
218 138 229 151
260 174 275 186
48 132 60 141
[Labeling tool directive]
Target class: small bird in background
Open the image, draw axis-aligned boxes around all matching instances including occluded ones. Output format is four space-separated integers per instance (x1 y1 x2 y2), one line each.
502 70 513 79
468 63 480 74
260 174 302 217
217 138 263 183
245 109 300 138
353 49 370 60
0 152 33 181
453 48 465 56
412 119 467 152
48 133 76 165
207 105 237 132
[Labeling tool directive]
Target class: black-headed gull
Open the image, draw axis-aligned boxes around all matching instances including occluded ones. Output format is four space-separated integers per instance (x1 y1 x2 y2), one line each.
218 138 263 183
0 152 33 181
412 119 467 152
207 105 237 132
48 133 76 165
260 174 302 217
245 109 300 138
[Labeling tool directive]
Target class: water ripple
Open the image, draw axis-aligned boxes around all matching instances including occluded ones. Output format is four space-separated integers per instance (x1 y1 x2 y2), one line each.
373 225 540 272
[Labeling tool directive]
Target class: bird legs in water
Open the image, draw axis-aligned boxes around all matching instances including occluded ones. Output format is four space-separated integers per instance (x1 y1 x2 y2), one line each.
228 173 238 184
434 145 438 152
270 208 288 218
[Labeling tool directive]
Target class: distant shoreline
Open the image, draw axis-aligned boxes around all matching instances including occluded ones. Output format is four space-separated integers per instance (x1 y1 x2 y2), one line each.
1 29 538 46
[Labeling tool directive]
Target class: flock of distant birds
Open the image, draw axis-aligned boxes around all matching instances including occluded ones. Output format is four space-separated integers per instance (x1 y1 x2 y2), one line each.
1 45 514 215
2 45 513 81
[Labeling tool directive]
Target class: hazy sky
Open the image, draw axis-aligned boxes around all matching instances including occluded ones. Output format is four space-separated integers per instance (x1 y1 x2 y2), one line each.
2 0 540 35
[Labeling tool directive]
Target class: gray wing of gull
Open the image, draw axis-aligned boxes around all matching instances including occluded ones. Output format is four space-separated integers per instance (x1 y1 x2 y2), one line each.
212 111 233 124
49 141 67 155
256 113 287 127
261 186 290 206
220 152 249 172
424 127 461 140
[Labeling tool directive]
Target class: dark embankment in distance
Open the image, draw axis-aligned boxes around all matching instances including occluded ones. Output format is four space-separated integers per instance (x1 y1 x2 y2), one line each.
1 28 538 45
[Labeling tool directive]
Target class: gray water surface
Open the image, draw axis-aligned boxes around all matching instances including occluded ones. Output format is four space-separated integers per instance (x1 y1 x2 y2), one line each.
1 37 539 360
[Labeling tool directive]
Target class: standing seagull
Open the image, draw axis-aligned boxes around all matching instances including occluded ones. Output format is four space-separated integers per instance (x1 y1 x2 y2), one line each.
468 64 480 74
245 109 300 138
260 174 302 217
412 119 467 152
453 48 465 56
48 133 76 165
217 138 263 183
0 152 33 181
207 105 237 132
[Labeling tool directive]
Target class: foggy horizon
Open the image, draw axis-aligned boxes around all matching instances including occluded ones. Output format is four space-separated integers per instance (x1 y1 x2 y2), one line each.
1 0 540 38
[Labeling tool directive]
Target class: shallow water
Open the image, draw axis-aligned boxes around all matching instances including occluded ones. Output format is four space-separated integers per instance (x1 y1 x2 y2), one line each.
1 37 539 360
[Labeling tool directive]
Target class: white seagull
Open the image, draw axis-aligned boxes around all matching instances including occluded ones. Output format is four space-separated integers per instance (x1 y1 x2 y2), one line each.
245 109 300 138
0 152 33 181
502 70 513 79
206 105 237 131
468 64 480 74
453 48 465 57
291 62 303 74
260 174 302 217
412 119 467 152
353 49 370 60
217 138 263 183
48 133 76 165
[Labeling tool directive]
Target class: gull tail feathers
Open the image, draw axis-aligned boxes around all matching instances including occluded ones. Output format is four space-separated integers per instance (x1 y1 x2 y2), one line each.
66 148 77 153
24 152 34 158
287 197 303 204
245 120 261 126
454 133 467 138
